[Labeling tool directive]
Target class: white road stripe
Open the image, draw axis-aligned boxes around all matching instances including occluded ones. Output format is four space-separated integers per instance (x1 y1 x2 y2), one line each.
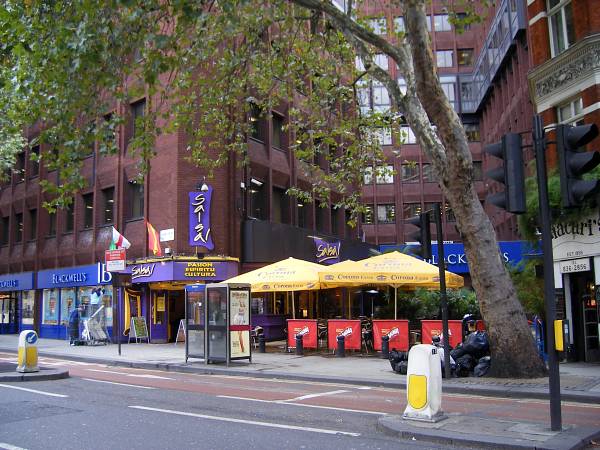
129 405 361 436
284 389 348 401
217 395 385 415
82 378 156 389
0 443 28 450
0 384 68 398
85 369 173 380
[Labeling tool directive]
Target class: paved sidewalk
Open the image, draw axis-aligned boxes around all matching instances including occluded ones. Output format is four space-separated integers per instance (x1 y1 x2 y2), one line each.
0 335 599 449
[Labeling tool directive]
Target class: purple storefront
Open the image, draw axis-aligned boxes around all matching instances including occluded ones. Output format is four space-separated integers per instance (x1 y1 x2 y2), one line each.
123 257 238 343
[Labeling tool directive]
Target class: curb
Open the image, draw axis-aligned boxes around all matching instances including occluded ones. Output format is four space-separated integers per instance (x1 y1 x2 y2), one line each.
1 347 599 404
0 368 69 382
377 415 600 450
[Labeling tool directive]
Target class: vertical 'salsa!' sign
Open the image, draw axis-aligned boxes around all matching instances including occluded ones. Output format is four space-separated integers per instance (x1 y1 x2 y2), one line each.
189 188 215 250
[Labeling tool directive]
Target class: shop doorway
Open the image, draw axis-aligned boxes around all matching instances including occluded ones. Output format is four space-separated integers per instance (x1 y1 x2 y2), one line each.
168 290 185 342
570 271 600 362
0 293 18 334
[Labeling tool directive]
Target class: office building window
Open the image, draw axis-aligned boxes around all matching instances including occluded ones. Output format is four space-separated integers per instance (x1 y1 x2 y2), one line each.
394 17 405 33
557 97 583 125
374 54 388 70
422 164 437 182
401 162 420 183
1 216 8 245
129 99 146 147
249 104 266 142
400 126 417 144
363 205 374 224
48 212 56 237
372 82 390 113
29 209 37 240
14 213 23 243
249 180 267 220
444 203 456 222
374 128 392 146
548 0 575 56
455 13 472 31
331 206 339 233
14 152 25 183
377 204 395 224
272 113 285 149
83 193 94 229
464 123 480 141
434 14 451 31
425 15 432 31
365 165 394 184
129 181 144 219
29 145 40 178
65 203 74 233
403 203 421 220
458 48 474 66
436 50 454 68
473 161 483 181
440 78 456 109
272 186 290 224
397 78 407 95
102 187 114 224
297 202 307 228
369 18 387 35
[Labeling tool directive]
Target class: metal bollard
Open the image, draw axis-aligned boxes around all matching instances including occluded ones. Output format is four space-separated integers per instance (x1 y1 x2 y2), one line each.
336 335 345 357
17 330 39 373
295 335 304 356
258 334 266 353
381 335 390 359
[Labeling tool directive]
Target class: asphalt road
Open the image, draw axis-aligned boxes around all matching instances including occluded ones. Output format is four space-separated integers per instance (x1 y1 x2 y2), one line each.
0 355 599 450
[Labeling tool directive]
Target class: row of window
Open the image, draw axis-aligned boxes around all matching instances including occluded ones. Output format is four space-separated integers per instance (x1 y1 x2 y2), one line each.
0 183 143 245
364 161 482 185
368 13 471 36
356 48 473 74
363 203 456 224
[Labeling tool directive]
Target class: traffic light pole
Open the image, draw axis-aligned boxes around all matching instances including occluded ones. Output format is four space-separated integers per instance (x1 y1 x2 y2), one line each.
433 203 451 379
533 114 562 431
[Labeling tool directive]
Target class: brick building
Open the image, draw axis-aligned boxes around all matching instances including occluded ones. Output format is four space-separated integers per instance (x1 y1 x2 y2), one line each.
527 0 600 362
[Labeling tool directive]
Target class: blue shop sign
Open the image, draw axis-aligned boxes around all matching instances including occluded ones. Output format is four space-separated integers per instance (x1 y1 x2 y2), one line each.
37 263 112 289
0 272 35 291
380 241 540 274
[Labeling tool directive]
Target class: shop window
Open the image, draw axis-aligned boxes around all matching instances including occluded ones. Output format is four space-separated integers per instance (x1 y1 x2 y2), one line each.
249 104 266 142
129 181 144 219
42 288 59 325
102 187 114 224
377 204 396 224
548 0 575 56
61 287 76 325
83 193 94 229
272 186 290 224
1 216 8 245
436 50 454 68
65 203 74 233
422 164 437 182
48 211 56 237
403 202 421 220
401 162 420 183
458 49 474 67
79 286 113 327
29 209 37 240
14 213 23 243
272 113 285 150
29 145 40 178
473 161 483 181
21 290 35 325
434 14 451 31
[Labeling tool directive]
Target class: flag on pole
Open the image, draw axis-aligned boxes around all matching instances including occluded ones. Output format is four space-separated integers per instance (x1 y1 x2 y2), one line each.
146 221 162 256
112 227 131 249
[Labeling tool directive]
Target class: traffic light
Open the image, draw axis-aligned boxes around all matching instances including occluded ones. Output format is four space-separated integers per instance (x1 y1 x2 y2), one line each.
406 212 431 260
556 123 600 208
485 133 526 214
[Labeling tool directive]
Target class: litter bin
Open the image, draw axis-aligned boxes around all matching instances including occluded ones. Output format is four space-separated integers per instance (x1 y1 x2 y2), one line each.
403 344 444 422
17 330 39 373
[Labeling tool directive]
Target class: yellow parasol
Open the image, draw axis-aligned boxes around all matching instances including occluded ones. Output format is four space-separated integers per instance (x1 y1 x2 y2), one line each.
318 251 464 318
224 257 324 318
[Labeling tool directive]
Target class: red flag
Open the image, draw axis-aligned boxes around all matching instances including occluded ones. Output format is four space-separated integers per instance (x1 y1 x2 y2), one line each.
146 221 162 256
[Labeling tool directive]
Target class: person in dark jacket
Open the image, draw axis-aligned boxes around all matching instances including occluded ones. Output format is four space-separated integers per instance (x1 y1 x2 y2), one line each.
68 306 83 345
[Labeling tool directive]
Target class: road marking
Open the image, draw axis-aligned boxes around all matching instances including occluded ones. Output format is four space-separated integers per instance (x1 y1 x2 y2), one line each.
217 395 385 415
82 378 156 389
85 369 173 380
0 384 68 398
0 443 27 450
284 389 348 401
129 405 361 436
